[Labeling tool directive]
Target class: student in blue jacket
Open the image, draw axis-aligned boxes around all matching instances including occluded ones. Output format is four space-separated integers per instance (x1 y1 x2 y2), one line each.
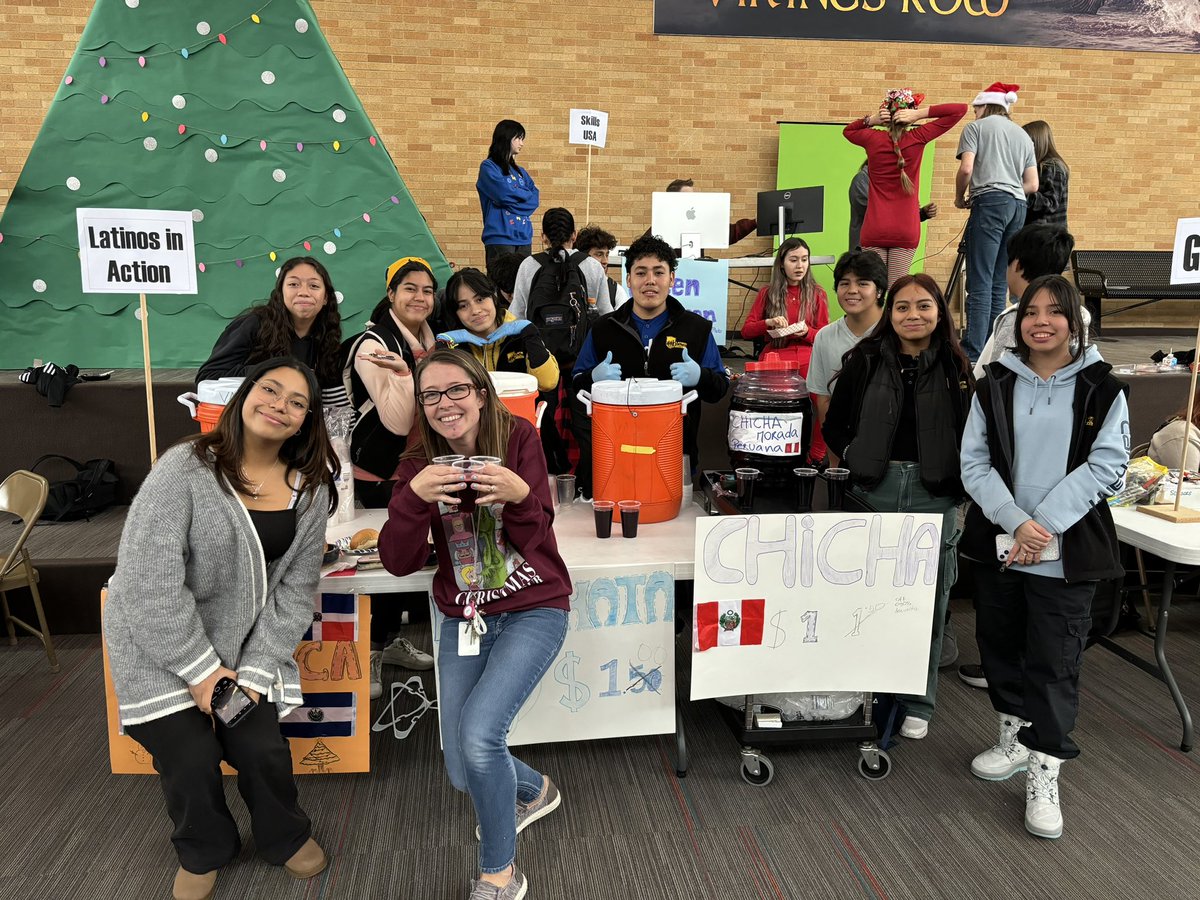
477 119 539 278
960 274 1129 842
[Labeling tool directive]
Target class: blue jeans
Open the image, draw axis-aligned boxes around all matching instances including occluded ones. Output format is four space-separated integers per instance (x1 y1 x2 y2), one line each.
437 606 568 874
963 192 1026 362
850 462 962 722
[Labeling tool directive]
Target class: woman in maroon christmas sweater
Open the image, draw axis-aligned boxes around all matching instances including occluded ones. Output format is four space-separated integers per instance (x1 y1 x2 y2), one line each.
379 348 567 900
844 91 967 288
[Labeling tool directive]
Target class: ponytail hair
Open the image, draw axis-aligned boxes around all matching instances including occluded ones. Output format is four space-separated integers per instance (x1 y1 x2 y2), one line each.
541 207 576 253
889 124 915 195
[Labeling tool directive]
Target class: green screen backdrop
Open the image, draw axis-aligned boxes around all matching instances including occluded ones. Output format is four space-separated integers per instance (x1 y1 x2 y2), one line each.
776 122 935 320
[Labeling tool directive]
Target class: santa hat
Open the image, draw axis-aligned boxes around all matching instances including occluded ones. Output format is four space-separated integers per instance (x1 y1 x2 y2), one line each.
972 82 1020 110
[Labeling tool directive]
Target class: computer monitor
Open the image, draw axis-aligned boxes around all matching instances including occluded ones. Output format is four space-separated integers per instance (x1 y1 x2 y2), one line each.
651 192 731 257
756 186 824 238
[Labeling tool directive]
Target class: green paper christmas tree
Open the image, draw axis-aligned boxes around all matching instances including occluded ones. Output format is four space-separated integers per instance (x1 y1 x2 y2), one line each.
0 0 449 369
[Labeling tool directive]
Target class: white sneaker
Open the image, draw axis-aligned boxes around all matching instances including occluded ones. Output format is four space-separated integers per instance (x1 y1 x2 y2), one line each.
899 715 929 739
971 713 1031 781
369 649 383 700
381 635 434 670
1025 750 1064 839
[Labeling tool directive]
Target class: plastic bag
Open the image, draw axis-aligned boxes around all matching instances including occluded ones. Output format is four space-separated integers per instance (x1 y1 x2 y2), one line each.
716 692 863 722
1108 456 1168 507
324 406 356 524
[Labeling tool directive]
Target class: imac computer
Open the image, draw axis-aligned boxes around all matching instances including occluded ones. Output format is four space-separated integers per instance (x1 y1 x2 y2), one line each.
651 192 731 258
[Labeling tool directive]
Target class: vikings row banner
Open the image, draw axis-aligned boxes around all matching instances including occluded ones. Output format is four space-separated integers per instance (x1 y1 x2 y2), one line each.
654 0 1200 54
104 593 372 775
690 513 941 700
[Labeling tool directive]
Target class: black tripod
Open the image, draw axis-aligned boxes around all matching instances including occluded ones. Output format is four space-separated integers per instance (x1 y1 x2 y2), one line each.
943 239 968 333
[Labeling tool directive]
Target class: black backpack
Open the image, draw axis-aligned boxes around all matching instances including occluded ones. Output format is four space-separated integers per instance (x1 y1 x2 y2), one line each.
29 455 119 522
526 250 591 365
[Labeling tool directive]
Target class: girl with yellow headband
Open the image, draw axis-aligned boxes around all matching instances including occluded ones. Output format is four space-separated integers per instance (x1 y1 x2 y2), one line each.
343 256 440 695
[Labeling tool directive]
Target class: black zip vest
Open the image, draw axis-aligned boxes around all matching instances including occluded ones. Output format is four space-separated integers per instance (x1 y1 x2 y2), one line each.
962 360 1127 582
838 342 972 496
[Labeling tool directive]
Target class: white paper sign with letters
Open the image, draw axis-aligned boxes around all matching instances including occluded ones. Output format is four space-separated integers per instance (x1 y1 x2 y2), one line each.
691 512 940 700
76 207 197 294
569 109 609 149
431 564 675 746
1171 217 1200 285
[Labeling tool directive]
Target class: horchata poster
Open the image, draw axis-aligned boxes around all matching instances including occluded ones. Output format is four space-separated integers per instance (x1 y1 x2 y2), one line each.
654 0 1200 54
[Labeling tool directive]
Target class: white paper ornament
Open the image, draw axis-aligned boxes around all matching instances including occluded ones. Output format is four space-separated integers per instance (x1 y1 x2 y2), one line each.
196 21 211 36
66 177 81 191
272 168 287 183
335 291 344 304
191 209 204 222
125 0 139 8
33 279 47 293
143 137 158 151
323 241 337 255
134 307 146 321
204 148 218 163
172 95 186 109
261 71 276 85
332 109 346 123
295 19 309 33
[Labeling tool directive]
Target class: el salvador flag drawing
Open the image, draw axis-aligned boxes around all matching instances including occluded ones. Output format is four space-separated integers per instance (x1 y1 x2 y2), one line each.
280 692 357 738
303 593 357 642
694 599 765 651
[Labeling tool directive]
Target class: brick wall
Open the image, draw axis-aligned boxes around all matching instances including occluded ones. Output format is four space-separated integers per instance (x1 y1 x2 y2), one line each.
2 1 1197 327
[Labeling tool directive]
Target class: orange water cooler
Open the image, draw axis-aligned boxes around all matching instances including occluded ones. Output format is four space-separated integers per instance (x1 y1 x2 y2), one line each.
177 377 244 433
488 371 547 431
579 379 697 524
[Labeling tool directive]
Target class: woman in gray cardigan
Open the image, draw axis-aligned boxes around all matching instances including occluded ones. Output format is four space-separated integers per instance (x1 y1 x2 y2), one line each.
104 357 337 900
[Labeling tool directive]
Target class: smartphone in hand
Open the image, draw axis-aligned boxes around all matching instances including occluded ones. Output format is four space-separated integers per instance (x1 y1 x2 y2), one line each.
211 676 257 727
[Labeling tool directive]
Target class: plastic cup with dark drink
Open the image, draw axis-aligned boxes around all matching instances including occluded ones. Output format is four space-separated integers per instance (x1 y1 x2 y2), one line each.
593 500 615 539
618 500 641 538
825 467 850 510
793 467 818 512
734 467 760 512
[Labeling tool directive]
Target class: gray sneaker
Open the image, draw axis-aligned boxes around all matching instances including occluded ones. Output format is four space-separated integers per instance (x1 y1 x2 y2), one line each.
476 776 562 841
468 867 528 900
381 635 434 670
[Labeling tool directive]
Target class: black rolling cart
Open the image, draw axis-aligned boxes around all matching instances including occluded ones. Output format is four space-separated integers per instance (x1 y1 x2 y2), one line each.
697 469 899 785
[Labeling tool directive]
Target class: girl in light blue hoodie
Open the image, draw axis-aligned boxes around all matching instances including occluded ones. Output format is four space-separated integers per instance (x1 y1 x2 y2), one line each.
960 274 1129 841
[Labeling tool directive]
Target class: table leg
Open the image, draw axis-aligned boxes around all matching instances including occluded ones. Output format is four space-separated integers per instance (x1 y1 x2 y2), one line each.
1154 562 1194 752
674 698 688 778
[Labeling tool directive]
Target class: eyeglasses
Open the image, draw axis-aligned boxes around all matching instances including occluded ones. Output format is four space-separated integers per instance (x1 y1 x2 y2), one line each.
253 380 310 416
417 383 475 406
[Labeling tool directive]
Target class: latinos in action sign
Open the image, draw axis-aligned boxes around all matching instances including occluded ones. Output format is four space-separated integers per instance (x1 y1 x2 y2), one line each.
654 0 1200 54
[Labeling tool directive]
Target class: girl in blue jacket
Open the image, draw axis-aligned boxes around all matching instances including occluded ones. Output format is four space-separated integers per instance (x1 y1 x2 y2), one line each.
477 120 539 276
960 274 1129 841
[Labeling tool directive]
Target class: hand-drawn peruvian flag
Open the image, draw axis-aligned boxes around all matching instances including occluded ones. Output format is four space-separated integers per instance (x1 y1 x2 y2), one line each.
302 593 357 642
694 599 765 651
280 692 356 738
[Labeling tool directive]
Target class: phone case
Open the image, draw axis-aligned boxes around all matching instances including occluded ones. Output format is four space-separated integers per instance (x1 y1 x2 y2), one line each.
995 533 1060 562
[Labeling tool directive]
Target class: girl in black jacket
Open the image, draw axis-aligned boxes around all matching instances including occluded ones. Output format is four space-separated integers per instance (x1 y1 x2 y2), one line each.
824 273 974 741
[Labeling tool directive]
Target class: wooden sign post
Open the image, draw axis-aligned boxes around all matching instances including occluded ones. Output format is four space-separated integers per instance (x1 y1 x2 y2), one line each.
76 208 198 464
569 109 609 225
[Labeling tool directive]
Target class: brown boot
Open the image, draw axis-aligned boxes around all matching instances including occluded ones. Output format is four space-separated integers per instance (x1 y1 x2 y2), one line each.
172 867 217 900
284 838 328 880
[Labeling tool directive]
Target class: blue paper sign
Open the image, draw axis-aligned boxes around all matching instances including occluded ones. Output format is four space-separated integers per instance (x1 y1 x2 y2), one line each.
624 258 729 347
